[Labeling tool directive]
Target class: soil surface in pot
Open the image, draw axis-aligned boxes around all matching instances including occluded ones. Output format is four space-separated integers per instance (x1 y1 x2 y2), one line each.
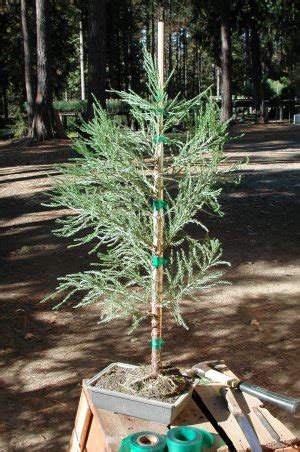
93 365 195 403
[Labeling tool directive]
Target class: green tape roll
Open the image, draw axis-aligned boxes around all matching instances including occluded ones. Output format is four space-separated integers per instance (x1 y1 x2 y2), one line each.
167 427 214 452
119 431 167 452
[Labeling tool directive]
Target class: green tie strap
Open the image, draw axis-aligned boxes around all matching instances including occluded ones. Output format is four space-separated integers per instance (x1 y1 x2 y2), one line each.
155 108 169 118
154 94 164 102
153 136 168 143
152 256 168 268
153 199 167 211
151 337 165 350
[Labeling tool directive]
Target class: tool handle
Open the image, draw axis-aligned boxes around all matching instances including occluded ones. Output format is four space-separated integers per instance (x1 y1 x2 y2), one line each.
239 382 300 414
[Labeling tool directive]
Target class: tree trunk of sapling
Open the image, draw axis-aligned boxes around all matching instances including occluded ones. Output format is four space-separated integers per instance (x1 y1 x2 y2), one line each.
151 19 165 377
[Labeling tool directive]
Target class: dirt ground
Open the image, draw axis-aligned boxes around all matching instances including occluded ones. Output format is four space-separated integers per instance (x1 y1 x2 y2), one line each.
0 123 299 451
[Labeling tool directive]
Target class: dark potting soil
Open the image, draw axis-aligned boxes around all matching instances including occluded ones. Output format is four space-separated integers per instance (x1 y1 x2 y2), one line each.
93 365 195 403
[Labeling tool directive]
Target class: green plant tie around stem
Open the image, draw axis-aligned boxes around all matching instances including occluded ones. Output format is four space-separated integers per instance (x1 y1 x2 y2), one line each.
151 338 165 350
153 199 167 211
155 108 169 118
152 256 168 268
153 136 168 143
154 94 164 102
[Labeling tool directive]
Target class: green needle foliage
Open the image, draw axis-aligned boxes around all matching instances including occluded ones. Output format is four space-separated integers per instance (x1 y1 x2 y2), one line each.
45 49 240 333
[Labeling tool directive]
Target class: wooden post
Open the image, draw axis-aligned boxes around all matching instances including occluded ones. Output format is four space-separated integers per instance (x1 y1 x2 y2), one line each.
151 19 164 376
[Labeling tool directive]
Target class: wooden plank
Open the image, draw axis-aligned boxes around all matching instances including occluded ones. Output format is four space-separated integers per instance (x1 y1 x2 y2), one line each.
94 408 167 452
85 416 108 452
247 410 275 446
82 384 111 451
257 407 297 444
69 386 92 452
195 383 251 451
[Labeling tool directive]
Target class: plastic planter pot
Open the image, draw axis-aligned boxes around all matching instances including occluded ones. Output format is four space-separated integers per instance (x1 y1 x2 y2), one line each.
85 362 198 424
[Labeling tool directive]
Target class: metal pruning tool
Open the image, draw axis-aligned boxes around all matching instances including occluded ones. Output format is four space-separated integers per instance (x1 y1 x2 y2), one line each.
188 360 299 415
220 386 262 452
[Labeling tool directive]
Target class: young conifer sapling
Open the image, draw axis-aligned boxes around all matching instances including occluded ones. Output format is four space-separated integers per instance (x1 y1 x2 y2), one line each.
45 21 239 388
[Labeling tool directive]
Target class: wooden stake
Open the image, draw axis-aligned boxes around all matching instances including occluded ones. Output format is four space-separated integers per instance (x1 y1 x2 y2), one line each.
151 19 164 376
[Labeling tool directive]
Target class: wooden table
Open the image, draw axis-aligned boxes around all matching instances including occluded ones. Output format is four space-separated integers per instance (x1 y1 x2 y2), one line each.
69 366 299 451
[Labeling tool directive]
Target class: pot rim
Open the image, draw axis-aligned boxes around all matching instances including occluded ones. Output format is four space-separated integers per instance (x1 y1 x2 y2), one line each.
85 362 199 408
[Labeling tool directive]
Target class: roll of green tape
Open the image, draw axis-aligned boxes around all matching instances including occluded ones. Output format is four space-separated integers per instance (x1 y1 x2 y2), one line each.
166 427 214 452
119 431 167 452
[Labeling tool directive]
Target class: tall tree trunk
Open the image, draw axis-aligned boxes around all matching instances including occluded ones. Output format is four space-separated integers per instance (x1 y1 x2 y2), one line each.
197 46 202 94
2 83 8 120
86 0 106 119
107 0 120 92
250 21 265 123
145 0 150 52
151 0 155 58
32 0 65 140
122 1 130 91
220 1 233 122
216 66 221 97
21 0 35 132
79 19 85 100
244 27 250 87
175 33 180 93
182 29 187 98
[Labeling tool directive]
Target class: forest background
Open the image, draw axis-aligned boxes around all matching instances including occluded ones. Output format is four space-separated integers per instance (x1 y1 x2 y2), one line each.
0 0 299 140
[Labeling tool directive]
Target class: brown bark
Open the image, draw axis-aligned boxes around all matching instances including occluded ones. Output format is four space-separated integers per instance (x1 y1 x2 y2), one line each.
182 29 187 98
144 0 150 52
220 1 233 122
175 33 180 93
32 0 66 140
250 20 265 123
151 0 155 58
122 1 130 91
197 46 202 94
244 27 251 86
2 84 8 120
86 0 106 119
107 0 120 92
21 0 35 132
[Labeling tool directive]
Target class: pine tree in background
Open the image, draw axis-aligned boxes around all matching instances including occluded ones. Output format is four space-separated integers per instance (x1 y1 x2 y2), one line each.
45 48 239 375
